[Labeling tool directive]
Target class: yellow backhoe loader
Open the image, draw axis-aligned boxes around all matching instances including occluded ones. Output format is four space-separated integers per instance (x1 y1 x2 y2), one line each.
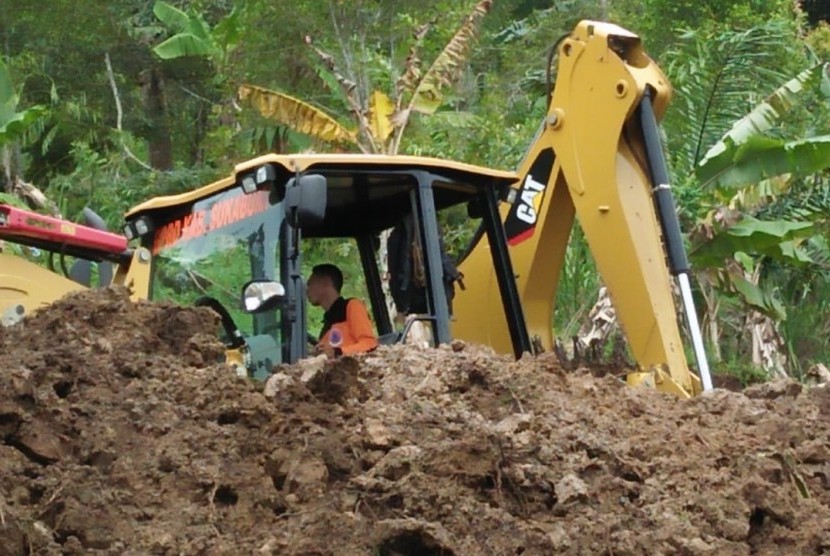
0 21 711 398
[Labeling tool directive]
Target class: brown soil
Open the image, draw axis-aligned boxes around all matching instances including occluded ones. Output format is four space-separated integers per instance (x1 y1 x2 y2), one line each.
1 288 829 555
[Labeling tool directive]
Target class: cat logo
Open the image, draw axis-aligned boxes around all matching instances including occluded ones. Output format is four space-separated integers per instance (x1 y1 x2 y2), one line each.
504 148 555 245
515 174 546 225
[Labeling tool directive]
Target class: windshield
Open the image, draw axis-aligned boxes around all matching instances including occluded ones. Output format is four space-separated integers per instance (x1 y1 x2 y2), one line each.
147 187 282 343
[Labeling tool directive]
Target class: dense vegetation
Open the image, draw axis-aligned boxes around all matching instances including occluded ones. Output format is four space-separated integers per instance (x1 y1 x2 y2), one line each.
2 0 829 383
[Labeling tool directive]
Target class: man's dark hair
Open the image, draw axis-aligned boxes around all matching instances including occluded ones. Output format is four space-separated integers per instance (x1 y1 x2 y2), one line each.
312 263 343 292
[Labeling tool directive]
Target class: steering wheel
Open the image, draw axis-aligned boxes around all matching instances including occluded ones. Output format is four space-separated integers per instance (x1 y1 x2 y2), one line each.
194 296 246 349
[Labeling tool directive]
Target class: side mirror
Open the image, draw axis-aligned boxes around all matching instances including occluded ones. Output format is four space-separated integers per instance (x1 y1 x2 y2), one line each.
286 174 327 228
242 279 286 313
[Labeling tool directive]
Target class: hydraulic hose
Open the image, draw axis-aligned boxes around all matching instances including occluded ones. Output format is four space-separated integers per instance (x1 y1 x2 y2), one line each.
194 296 246 349
638 88 713 392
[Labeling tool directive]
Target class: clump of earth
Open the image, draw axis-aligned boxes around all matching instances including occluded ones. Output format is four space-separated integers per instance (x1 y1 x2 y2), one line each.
1 288 828 555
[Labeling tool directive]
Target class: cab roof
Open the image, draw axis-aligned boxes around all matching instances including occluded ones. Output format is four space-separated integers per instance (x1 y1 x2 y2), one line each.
125 153 519 237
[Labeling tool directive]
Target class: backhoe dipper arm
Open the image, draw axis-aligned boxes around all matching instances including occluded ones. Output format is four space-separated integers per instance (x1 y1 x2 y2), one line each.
453 21 705 397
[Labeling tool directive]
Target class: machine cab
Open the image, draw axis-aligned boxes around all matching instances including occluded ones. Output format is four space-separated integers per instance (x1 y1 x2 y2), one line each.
123 153 531 379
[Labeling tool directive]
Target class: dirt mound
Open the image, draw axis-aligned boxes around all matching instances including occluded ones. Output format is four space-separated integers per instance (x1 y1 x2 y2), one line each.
1 289 829 555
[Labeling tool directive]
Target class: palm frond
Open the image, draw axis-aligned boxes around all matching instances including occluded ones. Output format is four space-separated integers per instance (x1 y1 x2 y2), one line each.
664 21 794 178
763 178 830 223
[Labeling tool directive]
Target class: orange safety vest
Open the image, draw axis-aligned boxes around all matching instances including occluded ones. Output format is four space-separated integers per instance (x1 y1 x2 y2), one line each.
319 297 379 355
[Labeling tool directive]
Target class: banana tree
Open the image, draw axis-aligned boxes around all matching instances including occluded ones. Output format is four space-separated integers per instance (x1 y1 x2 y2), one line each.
686 58 830 375
237 0 493 156
143 1 244 167
0 57 61 224
150 1 241 78
238 0 494 323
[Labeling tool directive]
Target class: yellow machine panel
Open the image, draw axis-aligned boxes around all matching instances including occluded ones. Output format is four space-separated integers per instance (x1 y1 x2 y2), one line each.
0 253 85 325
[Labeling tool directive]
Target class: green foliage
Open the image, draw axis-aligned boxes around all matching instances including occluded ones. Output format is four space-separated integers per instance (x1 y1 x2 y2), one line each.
730 272 787 321
553 225 600 337
151 1 241 72
45 138 221 229
698 134 830 190
652 9 830 375
0 59 47 149
663 20 798 179
239 0 496 155
697 62 830 180
610 0 796 58
691 217 815 268
805 21 830 61
0 192 27 208
777 264 830 378
716 357 770 387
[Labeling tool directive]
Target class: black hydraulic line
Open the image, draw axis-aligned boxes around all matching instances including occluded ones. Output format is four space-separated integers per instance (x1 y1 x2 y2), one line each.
638 87 713 392
546 33 571 110
638 88 689 275
194 296 245 348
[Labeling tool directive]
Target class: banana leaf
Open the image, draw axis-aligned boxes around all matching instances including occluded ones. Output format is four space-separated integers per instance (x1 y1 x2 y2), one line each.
368 90 394 143
698 62 830 175
152 1 190 33
153 34 215 60
0 60 46 147
238 84 356 145
697 134 830 190
690 215 814 268
731 274 787 320
410 0 492 115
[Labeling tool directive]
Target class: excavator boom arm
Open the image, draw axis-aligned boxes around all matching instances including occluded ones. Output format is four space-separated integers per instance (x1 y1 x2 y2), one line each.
453 21 704 397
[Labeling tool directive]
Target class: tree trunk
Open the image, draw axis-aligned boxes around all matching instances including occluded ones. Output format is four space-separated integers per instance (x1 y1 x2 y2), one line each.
143 68 173 171
747 310 788 378
377 228 398 325
699 277 722 362
1 143 25 191
190 104 209 166
575 286 618 360
743 263 788 378
1 145 11 191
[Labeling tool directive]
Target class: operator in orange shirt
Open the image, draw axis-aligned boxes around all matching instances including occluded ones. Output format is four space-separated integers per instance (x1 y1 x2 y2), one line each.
306 263 378 358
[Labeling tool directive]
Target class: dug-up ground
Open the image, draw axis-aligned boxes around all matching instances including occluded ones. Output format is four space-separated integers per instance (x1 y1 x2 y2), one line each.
1 288 829 556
